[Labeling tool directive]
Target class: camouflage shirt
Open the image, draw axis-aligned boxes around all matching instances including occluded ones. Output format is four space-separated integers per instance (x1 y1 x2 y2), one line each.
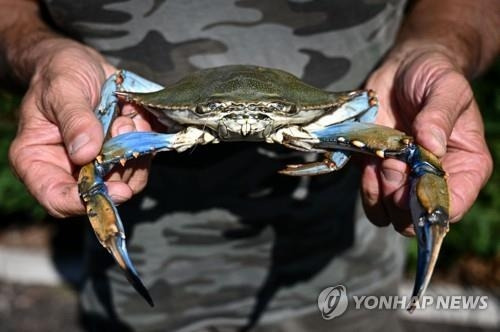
43 1 408 331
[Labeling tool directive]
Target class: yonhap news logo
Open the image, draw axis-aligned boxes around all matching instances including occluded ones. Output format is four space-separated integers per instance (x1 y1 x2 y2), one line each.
317 285 348 319
317 285 489 319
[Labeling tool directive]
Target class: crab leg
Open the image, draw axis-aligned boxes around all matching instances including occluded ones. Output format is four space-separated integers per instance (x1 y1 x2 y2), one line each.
279 151 351 176
95 70 164 137
78 133 178 307
282 122 450 311
78 127 213 306
78 71 163 306
279 90 378 176
79 162 155 306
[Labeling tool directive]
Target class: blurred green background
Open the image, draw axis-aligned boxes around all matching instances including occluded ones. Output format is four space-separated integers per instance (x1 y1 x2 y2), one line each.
0 60 499 289
0 88 46 220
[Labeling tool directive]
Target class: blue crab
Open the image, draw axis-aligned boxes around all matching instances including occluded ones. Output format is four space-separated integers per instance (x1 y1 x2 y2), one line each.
78 65 449 311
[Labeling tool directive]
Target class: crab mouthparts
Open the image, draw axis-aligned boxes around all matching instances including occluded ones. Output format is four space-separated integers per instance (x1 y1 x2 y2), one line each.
218 113 273 140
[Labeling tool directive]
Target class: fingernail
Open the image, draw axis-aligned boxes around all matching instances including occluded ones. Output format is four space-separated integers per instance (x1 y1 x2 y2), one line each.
431 127 446 150
117 124 135 135
110 194 128 204
69 133 90 155
382 168 404 184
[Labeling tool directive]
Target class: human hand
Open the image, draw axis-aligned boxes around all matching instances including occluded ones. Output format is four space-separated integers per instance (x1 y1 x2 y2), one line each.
362 47 493 236
8 39 151 217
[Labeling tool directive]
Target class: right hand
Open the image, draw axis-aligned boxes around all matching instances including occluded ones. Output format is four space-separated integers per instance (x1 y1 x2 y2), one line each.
8 40 151 217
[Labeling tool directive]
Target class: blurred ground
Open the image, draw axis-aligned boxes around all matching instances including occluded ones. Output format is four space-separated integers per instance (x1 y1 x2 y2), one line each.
0 221 498 332
0 220 84 332
0 282 83 332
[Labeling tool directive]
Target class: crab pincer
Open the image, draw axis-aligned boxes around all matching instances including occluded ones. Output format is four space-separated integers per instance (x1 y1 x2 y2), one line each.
78 162 154 306
281 121 450 311
407 146 449 311
78 70 165 307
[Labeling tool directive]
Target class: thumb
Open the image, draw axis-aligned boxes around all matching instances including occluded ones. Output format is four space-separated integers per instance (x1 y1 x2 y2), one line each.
411 71 472 157
47 88 104 165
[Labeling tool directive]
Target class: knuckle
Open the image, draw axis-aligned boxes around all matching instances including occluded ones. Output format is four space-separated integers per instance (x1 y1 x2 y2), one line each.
39 75 100 124
479 150 494 183
361 165 380 204
8 137 21 165
130 176 149 195
61 109 92 132
361 184 379 206
7 158 21 181
41 77 67 114
38 181 79 218
8 137 30 180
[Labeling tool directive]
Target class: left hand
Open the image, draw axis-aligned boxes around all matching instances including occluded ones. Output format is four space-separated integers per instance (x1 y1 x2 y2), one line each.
362 47 493 236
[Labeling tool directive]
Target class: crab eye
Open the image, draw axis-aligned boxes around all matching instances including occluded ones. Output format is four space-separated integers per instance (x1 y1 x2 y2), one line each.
288 105 298 114
195 105 206 114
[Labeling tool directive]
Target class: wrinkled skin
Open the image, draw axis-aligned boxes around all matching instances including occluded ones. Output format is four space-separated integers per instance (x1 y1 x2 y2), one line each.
362 48 492 236
8 41 151 217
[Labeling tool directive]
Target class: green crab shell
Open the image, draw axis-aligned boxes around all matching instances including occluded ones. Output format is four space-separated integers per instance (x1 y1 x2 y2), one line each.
119 65 349 110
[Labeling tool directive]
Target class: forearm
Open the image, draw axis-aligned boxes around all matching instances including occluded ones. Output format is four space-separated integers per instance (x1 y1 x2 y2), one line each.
0 0 98 83
391 0 500 77
0 0 57 82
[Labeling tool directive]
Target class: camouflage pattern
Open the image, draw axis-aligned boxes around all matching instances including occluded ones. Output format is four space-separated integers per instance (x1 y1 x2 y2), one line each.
42 1 408 331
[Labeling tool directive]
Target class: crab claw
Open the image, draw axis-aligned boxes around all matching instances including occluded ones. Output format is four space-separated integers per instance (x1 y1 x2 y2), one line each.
106 230 154 307
78 163 154 307
280 149 353 176
407 167 449 312
285 121 451 310
279 160 338 176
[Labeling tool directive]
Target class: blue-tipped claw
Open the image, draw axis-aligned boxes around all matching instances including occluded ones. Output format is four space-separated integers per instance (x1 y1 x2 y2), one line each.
78 162 155 307
106 235 155 307
408 207 448 312
279 161 338 176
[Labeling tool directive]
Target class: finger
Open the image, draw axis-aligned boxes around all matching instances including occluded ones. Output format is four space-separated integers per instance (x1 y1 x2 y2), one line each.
15 158 84 218
9 131 133 218
42 81 104 165
441 146 492 222
360 161 391 227
107 116 139 181
121 104 153 132
106 158 151 195
105 181 134 205
427 98 492 222
411 71 473 157
381 192 413 236
379 158 415 235
395 222 415 237
108 115 151 194
380 158 408 210
35 179 133 218
107 115 137 183
110 115 136 137
14 158 133 218
383 195 413 236
124 156 151 194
